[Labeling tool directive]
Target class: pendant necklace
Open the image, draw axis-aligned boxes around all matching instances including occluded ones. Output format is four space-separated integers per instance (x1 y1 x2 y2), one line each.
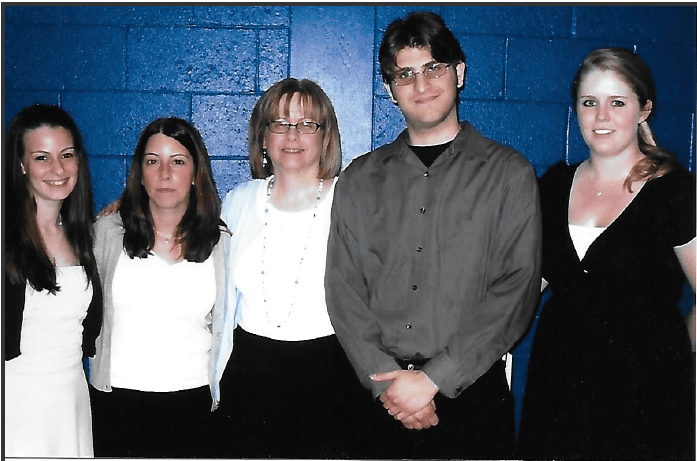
155 229 173 245
585 166 604 197
261 176 323 328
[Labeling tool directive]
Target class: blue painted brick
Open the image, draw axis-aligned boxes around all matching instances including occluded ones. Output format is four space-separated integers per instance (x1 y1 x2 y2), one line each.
63 26 126 90
127 27 256 93
5 5 62 24
5 24 64 90
88 156 130 214
457 35 506 100
259 29 289 92
376 5 441 32
62 5 193 26
62 92 190 159
213 159 253 204
635 44 696 111
649 109 695 171
443 5 573 38
4 91 61 130
460 100 568 175
507 38 603 103
193 5 290 27
566 110 588 166
192 94 258 160
575 6 696 44
373 96 406 151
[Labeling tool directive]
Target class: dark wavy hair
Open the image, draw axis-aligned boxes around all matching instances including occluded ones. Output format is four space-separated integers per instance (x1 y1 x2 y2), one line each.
572 47 680 190
119 117 221 262
248 78 342 180
379 11 466 85
4 104 99 293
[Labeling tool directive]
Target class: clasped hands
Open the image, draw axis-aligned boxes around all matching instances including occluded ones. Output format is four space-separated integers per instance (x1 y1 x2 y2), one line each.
371 369 439 430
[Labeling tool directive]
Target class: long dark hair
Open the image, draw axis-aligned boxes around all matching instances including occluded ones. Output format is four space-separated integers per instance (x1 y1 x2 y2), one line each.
4 104 99 292
572 47 680 190
119 117 222 262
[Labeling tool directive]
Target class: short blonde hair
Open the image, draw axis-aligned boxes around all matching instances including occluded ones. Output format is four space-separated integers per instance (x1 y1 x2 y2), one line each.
248 78 342 179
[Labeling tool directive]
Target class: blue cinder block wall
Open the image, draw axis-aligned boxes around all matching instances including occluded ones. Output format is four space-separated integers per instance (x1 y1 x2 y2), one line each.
5 5 695 432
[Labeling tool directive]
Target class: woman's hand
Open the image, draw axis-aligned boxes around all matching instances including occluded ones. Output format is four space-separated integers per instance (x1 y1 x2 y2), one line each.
96 199 120 219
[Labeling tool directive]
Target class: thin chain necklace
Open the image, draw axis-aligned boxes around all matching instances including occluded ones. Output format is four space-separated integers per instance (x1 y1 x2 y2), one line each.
261 176 323 328
155 229 174 245
586 171 604 197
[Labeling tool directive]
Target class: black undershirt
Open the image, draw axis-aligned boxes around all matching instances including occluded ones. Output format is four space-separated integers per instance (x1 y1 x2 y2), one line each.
409 141 453 168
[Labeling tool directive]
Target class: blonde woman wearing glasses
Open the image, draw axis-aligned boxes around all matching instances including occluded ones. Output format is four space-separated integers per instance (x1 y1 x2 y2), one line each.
211 78 362 459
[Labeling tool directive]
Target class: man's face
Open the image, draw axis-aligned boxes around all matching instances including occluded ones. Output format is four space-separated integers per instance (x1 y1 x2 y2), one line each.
385 46 465 139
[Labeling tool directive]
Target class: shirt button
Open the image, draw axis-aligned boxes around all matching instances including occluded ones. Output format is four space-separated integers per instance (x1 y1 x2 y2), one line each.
416 246 423 253
420 207 426 214
406 323 412 329
583 269 588 274
412 285 418 291
424 171 430 177
407 363 415 370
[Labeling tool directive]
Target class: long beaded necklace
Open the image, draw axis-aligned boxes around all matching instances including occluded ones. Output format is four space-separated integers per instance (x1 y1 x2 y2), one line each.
261 176 324 328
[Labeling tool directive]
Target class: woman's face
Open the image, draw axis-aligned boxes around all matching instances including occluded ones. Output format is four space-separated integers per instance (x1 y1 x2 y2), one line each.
22 126 79 206
141 133 195 215
576 68 651 158
263 93 324 178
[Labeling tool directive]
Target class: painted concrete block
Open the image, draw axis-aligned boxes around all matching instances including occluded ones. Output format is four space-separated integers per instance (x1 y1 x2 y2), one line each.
5 5 62 24
63 5 193 26
63 26 126 90
443 5 572 37
576 6 696 44
461 100 568 175
62 92 190 158
192 94 258 160
127 27 256 93
193 5 289 27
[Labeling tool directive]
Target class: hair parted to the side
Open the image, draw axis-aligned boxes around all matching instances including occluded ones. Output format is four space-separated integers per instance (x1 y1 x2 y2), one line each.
572 47 681 190
379 11 466 85
4 104 99 293
248 78 342 180
119 117 222 262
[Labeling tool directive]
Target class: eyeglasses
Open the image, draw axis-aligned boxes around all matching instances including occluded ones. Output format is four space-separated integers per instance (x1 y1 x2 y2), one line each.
266 120 323 135
391 62 452 86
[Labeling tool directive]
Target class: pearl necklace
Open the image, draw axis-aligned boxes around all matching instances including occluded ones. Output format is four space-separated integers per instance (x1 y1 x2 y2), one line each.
261 176 324 328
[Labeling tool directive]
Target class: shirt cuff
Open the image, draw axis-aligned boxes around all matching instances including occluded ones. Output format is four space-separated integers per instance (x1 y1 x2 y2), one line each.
422 352 463 398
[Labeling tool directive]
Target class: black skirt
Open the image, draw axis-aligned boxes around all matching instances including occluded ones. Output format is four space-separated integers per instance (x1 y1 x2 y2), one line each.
213 327 366 459
90 384 213 458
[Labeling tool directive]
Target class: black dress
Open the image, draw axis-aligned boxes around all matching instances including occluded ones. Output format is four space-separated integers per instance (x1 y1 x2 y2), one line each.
517 162 695 460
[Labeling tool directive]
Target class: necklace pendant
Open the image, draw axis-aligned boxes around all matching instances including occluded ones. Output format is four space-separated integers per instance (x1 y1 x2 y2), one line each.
596 191 602 196
164 237 170 244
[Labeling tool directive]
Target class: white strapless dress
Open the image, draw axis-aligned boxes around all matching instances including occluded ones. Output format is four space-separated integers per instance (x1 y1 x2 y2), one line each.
4 266 94 458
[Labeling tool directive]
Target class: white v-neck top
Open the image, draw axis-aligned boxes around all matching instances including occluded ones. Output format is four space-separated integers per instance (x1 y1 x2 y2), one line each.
110 250 215 392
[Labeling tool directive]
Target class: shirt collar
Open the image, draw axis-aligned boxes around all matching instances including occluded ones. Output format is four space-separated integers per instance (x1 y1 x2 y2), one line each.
387 122 490 164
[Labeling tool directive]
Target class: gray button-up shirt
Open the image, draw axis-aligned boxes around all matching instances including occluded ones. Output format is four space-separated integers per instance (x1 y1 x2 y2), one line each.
325 123 542 399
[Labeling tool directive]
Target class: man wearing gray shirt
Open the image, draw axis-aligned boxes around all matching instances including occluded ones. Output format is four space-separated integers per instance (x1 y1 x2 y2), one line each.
325 11 541 459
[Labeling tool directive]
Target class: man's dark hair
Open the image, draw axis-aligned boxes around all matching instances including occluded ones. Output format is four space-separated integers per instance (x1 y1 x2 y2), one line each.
379 11 466 84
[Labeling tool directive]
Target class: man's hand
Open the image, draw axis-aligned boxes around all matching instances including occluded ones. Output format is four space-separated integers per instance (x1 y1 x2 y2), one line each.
400 400 439 430
372 369 439 425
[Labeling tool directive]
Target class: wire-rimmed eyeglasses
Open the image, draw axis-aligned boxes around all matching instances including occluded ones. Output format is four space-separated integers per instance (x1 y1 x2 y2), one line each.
391 62 453 86
266 120 323 134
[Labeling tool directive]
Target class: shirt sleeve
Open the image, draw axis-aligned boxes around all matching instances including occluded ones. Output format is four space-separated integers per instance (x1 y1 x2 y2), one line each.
325 173 402 399
422 161 543 397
